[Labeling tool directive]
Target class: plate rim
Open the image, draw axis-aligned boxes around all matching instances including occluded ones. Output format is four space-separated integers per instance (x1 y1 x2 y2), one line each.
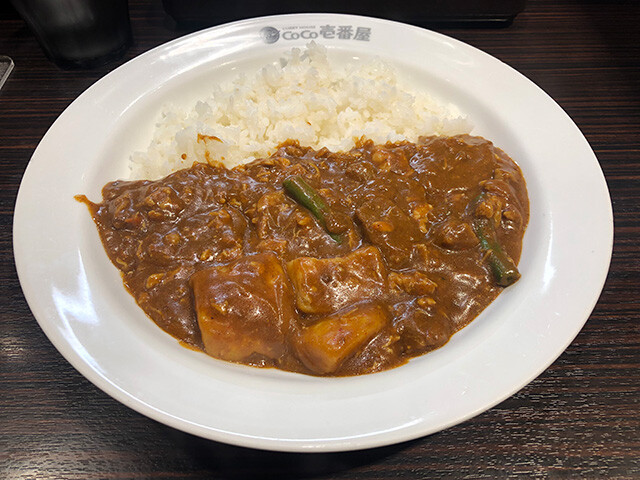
13 12 613 452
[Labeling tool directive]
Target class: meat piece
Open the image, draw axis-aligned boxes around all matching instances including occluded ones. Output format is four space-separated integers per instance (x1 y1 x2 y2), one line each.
190 252 294 363
141 184 185 221
251 192 296 240
368 144 414 175
395 304 452 354
248 191 349 259
356 197 422 268
182 207 247 263
294 303 389 375
389 270 437 296
434 219 478 250
286 246 387 314
109 189 149 232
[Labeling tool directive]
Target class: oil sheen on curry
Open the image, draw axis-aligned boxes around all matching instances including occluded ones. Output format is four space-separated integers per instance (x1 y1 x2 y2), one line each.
78 135 529 376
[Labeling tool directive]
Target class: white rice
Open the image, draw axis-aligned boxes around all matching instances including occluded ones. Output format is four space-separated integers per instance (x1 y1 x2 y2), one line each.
130 42 472 180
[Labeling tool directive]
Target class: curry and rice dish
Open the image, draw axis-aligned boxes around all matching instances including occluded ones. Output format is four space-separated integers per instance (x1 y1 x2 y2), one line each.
78 45 529 376
78 134 529 376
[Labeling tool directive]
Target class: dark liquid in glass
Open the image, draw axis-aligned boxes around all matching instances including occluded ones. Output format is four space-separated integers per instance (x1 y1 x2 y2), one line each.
11 0 132 69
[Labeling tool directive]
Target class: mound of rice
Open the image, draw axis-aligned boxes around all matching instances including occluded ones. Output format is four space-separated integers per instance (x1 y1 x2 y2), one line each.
130 42 472 179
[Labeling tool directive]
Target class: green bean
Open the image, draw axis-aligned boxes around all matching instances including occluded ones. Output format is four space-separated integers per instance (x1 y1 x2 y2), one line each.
471 193 521 287
283 175 342 243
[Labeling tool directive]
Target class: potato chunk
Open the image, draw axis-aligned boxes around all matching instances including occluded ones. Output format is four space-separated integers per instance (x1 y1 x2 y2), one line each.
190 252 294 363
295 303 389 375
286 246 387 314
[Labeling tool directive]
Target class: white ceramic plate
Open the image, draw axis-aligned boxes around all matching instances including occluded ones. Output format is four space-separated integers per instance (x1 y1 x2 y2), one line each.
14 14 612 452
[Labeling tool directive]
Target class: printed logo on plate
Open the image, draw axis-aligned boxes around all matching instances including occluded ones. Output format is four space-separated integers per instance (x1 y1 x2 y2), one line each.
260 27 280 44
260 25 372 43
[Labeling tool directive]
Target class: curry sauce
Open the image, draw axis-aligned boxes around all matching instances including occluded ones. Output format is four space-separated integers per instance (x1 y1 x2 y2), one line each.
78 135 529 376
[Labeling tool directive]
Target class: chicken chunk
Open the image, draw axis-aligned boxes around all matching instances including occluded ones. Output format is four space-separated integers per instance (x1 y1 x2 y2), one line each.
286 246 387 314
190 252 294 364
389 270 437 296
294 303 389 375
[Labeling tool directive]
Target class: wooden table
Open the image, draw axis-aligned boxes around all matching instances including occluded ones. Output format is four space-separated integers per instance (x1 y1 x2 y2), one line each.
2 0 638 477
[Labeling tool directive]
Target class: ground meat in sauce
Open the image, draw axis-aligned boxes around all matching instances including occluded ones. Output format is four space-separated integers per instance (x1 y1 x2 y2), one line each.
77 135 529 376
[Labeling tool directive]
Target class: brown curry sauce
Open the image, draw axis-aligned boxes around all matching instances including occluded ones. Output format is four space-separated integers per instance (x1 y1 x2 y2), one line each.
77 135 529 376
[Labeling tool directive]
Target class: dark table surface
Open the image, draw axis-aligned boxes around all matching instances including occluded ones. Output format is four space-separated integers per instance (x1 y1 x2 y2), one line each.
2 0 639 478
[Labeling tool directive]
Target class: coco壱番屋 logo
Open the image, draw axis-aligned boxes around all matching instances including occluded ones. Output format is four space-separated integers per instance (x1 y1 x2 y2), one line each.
259 25 372 44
